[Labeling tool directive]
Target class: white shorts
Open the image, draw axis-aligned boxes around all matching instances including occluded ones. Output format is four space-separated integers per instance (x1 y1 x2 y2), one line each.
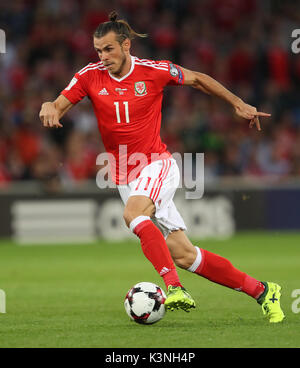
117 158 187 239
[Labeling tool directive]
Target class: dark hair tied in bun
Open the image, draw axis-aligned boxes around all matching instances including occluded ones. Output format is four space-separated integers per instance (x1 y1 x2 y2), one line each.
109 11 118 22
94 10 147 43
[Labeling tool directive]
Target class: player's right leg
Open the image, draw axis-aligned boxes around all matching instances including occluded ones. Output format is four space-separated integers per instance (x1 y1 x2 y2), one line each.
118 158 196 312
122 194 195 312
123 194 181 289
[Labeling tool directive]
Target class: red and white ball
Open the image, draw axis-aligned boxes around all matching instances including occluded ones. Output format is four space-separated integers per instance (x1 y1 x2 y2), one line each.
124 282 166 324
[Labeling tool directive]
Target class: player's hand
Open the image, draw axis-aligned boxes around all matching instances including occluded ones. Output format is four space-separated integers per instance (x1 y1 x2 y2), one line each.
234 100 271 131
39 102 63 128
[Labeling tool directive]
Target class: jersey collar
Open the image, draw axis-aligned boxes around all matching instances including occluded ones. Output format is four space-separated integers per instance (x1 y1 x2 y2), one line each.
108 56 135 82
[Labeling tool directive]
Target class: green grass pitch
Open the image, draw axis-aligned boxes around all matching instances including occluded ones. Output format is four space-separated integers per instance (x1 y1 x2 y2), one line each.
0 232 299 348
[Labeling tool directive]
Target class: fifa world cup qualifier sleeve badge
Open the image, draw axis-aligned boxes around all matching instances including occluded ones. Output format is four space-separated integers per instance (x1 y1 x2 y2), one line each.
169 63 179 77
169 63 183 84
134 81 147 96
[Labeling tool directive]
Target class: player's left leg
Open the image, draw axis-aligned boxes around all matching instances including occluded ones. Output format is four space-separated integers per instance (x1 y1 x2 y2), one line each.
166 229 265 299
166 230 285 322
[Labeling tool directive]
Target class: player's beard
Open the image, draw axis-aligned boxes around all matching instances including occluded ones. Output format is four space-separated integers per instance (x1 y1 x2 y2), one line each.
114 51 127 77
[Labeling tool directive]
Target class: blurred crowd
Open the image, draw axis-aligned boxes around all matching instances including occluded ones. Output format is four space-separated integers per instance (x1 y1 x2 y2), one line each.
0 0 300 191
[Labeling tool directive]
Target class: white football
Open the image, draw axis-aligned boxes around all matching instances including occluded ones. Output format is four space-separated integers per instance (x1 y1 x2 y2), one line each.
124 282 166 324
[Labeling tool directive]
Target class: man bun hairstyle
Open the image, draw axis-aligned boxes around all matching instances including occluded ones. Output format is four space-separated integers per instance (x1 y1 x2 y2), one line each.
109 10 118 22
94 10 147 44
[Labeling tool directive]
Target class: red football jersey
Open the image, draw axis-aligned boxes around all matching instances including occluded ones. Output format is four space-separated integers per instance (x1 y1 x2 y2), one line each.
61 56 184 184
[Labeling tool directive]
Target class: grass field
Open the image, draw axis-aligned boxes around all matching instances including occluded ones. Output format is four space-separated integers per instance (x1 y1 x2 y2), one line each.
0 232 299 348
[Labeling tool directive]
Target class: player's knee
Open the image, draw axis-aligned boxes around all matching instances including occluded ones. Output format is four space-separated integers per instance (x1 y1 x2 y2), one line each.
123 197 155 228
173 250 197 270
123 208 135 228
123 207 151 228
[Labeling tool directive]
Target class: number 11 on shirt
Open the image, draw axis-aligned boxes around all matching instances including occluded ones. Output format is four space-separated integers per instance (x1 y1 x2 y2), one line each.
114 101 130 123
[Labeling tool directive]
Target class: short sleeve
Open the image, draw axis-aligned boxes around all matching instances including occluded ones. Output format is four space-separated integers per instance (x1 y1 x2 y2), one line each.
60 72 87 104
154 60 184 89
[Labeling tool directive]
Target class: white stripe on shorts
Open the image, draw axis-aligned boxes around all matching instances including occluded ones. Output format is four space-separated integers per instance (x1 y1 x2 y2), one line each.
149 159 171 202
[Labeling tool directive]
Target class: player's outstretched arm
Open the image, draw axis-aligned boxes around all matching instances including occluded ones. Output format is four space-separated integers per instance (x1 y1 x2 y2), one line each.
39 95 73 128
180 66 271 131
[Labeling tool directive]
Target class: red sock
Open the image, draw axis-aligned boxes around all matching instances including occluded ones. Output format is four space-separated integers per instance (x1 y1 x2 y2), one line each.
132 218 182 289
195 249 265 299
